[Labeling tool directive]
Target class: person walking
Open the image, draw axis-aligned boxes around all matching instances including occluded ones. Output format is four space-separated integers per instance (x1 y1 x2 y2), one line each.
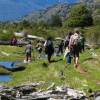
44 37 54 63
24 41 33 63
69 30 81 68
36 41 43 59
10 36 17 46
64 47 71 65
65 32 73 48
57 40 64 55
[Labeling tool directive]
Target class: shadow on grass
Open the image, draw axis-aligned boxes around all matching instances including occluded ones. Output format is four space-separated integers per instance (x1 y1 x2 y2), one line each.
42 62 49 68
50 58 63 63
0 64 26 73
10 66 26 72
82 57 100 63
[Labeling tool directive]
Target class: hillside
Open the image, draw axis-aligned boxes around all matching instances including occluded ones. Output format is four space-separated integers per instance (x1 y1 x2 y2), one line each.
0 0 99 22
78 0 100 9
24 0 100 23
24 3 72 23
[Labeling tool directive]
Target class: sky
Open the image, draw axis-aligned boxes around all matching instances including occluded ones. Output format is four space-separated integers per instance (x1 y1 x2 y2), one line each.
0 0 77 21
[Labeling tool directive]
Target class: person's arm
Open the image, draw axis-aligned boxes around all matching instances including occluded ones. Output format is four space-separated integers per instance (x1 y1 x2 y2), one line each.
25 46 27 53
69 36 72 49
44 41 47 47
31 45 33 51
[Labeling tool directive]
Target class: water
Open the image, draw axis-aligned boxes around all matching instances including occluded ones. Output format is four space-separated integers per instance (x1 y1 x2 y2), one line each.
0 61 22 82
0 61 21 69
0 75 11 82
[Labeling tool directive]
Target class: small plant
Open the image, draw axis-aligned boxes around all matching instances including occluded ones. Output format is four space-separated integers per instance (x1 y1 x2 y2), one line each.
42 62 48 68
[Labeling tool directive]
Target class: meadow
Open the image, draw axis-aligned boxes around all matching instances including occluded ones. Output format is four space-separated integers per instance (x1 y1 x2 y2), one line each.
0 45 100 95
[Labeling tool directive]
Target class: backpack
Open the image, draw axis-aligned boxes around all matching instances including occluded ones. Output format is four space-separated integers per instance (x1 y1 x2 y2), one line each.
26 48 31 53
25 45 32 53
72 35 81 46
45 40 52 47
45 40 54 54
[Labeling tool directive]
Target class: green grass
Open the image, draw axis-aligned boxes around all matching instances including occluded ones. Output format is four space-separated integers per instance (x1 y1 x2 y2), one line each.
0 67 11 75
0 45 100 94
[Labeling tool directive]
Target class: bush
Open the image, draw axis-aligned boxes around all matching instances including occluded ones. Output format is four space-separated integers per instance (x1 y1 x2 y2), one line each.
64 4 93 27
0 32 14 41
84 26 100 44
48 14 62 27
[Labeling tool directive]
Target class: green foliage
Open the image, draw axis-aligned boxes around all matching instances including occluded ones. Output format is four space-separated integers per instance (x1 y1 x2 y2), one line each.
93 9 100 25
0 67 11 75
84 25 100 44
0 31 14 41
20 20 31 29
48 14 62 27
64 4 93 27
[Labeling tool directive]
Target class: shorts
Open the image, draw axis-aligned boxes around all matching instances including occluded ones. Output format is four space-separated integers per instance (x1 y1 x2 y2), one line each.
26 52 31 57
71 45 79 57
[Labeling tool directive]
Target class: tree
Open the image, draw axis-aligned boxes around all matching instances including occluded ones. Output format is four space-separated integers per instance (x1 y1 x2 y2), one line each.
20 20 31 28
64 4 93 27
93 9 100 25
48 14 62 27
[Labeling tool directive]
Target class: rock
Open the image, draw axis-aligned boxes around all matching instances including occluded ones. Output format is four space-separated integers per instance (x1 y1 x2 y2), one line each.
19 86 37 95
0 83 96 100
93 91 100 100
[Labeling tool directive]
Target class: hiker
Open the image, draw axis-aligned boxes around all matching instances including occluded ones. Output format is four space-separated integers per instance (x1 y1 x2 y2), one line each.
24 41 33 63
44 37 54 63
10 37 17 46
57 40 64 55
64 47 71 64
69 30 81 68
36 41 43 59
65 32 73 48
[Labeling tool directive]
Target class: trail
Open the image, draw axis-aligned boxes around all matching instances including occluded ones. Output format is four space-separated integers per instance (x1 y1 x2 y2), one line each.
75 64 88 74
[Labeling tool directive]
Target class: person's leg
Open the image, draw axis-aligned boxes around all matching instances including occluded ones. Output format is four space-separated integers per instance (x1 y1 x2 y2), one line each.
57 47 60 55
48 54 51 63
75 56 79 67
61 48 63 54
28 53 32 62
26 54 28 62
66 54 71 64
73 57 76 66
74 50 79 68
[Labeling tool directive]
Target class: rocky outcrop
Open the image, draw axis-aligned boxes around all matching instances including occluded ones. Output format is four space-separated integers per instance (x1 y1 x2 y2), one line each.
0 82 99 100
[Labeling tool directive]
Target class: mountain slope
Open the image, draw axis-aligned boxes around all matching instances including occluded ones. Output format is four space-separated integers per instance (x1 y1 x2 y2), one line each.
24 0 100 23
78 0 100 9
24 3 71 23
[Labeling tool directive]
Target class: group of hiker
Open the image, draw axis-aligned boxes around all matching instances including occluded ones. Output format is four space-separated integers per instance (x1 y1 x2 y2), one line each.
24 29 85 68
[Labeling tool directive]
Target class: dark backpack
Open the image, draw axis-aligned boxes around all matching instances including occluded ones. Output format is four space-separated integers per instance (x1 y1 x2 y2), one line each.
72 36 81 46
45 40 54 54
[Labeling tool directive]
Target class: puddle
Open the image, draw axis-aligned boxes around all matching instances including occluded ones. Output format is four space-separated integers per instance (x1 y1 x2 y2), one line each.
0 61 23 82
0 61 22 69
0 75 12 82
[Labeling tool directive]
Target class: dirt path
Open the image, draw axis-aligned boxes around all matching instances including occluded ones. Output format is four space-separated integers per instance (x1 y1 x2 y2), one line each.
75 64 88 74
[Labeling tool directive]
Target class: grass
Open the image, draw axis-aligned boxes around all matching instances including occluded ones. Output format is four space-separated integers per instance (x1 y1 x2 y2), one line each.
0 45 100 94
0 67 11 75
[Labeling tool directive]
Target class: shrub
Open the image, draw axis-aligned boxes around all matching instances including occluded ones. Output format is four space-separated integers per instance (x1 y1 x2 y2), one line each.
64 4 93 27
